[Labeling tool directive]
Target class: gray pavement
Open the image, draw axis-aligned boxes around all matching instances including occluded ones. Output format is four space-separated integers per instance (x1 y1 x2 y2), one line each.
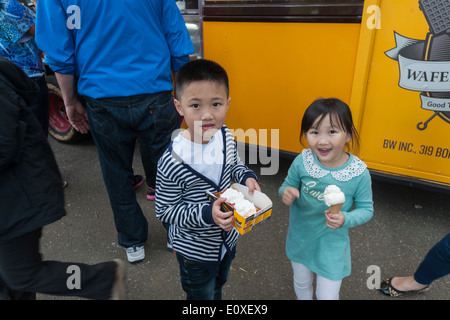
37 137 449 301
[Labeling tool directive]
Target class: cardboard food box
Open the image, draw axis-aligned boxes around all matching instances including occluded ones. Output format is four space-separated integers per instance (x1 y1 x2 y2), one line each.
206 183 273 235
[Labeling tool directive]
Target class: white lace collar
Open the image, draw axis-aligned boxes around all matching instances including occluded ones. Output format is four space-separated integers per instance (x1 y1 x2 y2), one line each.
302 149 366 182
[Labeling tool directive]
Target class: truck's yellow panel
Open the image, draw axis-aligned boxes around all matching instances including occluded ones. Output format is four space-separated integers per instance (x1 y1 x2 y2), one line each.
203 21 361 152
200 0 450 188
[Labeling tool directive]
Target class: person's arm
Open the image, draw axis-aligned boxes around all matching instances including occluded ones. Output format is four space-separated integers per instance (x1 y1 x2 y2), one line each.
342 169 374 228
155 157 216 229
160 0 194 72
55 73 89 134
35 1 87 133
35 0 77 75
212 197 234 231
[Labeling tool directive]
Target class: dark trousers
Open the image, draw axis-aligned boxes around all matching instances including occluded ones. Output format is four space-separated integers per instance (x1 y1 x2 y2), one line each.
0 228 116 300
84 92 179 247
176 252 233 300
414 233 450 285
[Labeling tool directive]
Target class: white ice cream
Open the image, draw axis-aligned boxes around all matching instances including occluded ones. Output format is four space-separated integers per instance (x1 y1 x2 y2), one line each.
221 188 244 203
221 188 256 218
323 185 345 206
234 199 256 218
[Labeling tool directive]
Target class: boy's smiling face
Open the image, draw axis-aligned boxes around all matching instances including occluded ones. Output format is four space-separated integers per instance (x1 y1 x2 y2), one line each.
175 80 230 144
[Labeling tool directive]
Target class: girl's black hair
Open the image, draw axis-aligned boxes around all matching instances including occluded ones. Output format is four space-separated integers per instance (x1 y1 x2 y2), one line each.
175 59 229 99
300 98 361 154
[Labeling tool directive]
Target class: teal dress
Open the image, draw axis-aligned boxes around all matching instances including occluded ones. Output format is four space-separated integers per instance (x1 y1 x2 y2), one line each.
279 149 374 280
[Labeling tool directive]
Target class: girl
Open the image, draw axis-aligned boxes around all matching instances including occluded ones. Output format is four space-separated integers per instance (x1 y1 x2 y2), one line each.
279 98 373 300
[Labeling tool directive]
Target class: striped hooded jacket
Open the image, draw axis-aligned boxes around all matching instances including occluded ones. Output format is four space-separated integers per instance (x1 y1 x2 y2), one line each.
155 126 257 272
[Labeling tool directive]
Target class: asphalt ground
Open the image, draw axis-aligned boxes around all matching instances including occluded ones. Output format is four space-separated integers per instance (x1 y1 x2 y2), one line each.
36 137 449 305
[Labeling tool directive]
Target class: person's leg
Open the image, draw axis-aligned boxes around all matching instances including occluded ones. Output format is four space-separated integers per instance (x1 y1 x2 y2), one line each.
176 253 216 300
381 233 450 296
137 138 156 200
0 275 35 300
315 274 342 300
84 96 148 253
214 252 233 300
291 261 314 300
0 229 118 300
138 92 180 200
414 233 450 285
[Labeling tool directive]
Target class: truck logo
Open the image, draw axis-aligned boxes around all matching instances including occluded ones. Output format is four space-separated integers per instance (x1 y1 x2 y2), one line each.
385 0 450 130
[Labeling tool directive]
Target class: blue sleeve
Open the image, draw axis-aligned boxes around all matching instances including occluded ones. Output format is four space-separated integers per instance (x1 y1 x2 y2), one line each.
161 0 194 70
35 0 76 75
171 55 191 72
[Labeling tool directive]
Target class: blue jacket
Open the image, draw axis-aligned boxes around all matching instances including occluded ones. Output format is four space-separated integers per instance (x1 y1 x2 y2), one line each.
35 0 194 98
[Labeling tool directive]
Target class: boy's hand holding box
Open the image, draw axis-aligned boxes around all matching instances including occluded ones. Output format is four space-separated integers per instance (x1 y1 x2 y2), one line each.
207 183 273 235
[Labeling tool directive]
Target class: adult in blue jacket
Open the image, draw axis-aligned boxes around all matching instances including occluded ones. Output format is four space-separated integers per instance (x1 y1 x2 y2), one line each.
35 0 194 263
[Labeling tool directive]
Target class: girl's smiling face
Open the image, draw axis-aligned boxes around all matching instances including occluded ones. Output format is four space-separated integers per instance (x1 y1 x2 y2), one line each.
305 114 351 168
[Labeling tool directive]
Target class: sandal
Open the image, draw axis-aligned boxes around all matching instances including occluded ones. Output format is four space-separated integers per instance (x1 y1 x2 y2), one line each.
379 278 429 297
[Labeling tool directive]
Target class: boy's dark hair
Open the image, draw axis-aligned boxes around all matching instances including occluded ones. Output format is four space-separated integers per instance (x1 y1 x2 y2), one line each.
175 59 229 99
300 98 361 154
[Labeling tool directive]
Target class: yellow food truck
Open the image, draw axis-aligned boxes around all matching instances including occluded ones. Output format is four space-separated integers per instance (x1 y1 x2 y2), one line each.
179 0 450 192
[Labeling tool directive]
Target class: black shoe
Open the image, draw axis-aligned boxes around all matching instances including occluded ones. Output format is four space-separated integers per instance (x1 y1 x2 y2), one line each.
379 278 429 297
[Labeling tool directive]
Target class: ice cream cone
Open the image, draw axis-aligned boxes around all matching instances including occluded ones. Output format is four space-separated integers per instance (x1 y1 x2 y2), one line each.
329 203 344 214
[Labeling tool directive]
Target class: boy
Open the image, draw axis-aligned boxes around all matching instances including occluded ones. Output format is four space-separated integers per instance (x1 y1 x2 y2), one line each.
155 59 260 300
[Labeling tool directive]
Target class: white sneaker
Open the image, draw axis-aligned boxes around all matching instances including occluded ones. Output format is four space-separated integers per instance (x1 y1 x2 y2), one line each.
125 245 145 263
